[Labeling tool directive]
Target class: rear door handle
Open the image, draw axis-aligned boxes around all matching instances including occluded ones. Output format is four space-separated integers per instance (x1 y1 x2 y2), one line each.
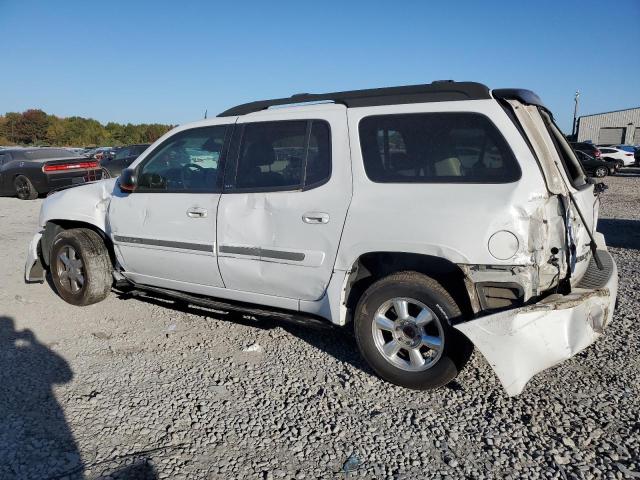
187 207 208 218
302 212 329 224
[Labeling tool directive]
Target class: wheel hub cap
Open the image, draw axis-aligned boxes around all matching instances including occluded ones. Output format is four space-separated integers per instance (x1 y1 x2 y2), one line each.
372 297 445 372
56 246 85 293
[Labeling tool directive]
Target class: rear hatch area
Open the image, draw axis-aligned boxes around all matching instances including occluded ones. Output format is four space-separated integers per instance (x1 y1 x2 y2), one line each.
43 158 103 189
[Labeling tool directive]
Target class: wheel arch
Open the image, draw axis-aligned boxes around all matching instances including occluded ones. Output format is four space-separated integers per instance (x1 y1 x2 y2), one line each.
340 251 476 326
42 219 115 268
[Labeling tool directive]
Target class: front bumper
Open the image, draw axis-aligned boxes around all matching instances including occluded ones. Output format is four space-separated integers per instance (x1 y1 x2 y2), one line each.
25 231 45 283
455 245 618 396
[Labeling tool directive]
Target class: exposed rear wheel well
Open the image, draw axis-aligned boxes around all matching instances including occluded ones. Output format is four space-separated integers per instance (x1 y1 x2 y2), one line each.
344 252 474 324
42 220 115 268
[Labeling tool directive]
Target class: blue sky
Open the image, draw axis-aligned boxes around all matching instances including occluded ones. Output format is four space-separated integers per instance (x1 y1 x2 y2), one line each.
1 0 638 132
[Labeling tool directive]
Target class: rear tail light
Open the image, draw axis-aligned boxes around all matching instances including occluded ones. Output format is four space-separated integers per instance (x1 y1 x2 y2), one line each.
43 161 99 172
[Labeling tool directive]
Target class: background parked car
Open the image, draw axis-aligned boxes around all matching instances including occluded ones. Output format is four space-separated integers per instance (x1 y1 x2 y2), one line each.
575 150 617 178
88 147 113 161
597 146 635 166
100 144 150 178
570 142 602 159
0 148 102 199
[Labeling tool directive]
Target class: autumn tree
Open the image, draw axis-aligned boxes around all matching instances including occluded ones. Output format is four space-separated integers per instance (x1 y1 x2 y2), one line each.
0 109 173 147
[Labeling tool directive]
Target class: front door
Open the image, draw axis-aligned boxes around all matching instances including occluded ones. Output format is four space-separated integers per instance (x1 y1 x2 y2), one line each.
109 122 232 289
216 105 352 301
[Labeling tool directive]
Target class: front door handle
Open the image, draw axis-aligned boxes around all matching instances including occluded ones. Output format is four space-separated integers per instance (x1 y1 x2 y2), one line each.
187 207 208 218
302 212 329 224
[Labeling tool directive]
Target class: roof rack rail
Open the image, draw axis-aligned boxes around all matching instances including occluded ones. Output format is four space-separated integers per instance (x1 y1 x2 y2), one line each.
218 81 491 117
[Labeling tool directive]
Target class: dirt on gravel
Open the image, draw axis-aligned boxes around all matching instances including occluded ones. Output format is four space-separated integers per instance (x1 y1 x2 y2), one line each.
0 171 639 479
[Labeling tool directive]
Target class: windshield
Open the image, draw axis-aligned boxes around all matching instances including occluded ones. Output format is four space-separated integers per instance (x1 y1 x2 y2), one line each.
114 148 130 160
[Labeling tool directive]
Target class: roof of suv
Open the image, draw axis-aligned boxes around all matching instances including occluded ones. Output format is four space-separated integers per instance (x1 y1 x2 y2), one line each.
218 81 546 117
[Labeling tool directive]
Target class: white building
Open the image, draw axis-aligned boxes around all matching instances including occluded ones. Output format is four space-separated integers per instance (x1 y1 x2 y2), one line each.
576 107 640 145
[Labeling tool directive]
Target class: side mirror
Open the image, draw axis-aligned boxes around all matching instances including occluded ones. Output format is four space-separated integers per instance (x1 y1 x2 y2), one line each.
119 168 138 193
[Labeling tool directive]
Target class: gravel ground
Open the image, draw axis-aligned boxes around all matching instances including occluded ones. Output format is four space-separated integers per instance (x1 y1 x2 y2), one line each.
0 171 639 479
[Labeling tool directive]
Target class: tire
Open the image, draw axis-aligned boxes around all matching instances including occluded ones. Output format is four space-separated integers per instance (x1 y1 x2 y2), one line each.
354 271 473 390
101 168 111 179
50 228 112 306
14 175 38 200
594 166 608 178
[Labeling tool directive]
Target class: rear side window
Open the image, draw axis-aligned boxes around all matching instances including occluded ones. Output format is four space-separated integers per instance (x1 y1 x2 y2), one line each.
539 110 587 188
231 120 331 191
359 113 520 183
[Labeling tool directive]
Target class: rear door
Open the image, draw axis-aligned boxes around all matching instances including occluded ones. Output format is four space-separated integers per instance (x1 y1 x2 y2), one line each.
109 122 232 289
216 104 351 301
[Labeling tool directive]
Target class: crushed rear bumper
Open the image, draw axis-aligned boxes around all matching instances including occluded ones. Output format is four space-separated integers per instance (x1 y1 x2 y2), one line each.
455 247 617 396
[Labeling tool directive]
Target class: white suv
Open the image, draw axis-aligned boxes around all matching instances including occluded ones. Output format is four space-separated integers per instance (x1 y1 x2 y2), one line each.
25 81 618 396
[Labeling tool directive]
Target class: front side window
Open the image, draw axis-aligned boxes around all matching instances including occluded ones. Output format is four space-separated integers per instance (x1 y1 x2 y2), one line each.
359 113 521 183
136 126 227 192
231 120 331 191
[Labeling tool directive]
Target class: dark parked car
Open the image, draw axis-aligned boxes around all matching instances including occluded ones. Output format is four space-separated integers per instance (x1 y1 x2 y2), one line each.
575 150 618 178
100 144 150 177
570 142 602 159
0 148 102 200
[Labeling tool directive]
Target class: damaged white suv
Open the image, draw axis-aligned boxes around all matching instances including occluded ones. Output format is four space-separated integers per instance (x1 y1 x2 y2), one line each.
25 81 618 395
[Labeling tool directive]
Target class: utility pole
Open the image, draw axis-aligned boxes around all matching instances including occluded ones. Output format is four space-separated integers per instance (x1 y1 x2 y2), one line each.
204 109 208 119
572 90 580 139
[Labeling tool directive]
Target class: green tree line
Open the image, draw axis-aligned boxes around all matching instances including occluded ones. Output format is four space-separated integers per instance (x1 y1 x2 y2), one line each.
0 109 174 147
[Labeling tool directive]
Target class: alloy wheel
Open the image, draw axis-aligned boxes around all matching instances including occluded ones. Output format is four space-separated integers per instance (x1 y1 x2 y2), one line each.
371 297 445 372
56 246 85 293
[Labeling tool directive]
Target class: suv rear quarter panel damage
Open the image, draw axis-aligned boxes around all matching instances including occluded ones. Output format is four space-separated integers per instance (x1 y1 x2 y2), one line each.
455 250 617 396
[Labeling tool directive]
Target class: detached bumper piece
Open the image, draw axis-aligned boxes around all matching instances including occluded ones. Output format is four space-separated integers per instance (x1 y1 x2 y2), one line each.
455 249 617 396
24 232 45 283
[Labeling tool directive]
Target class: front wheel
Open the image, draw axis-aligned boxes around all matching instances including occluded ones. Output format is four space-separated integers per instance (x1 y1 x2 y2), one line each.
354 271 473 390
594 166 608 178
50 228 113 306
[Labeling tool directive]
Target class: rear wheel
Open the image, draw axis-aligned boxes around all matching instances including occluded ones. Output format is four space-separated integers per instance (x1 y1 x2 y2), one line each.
50 228 112 306
14 175 38 200
354 271 473 390
594 166 608 178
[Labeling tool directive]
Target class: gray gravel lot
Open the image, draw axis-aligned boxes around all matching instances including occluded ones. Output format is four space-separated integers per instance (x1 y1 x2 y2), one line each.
0 171 639 479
